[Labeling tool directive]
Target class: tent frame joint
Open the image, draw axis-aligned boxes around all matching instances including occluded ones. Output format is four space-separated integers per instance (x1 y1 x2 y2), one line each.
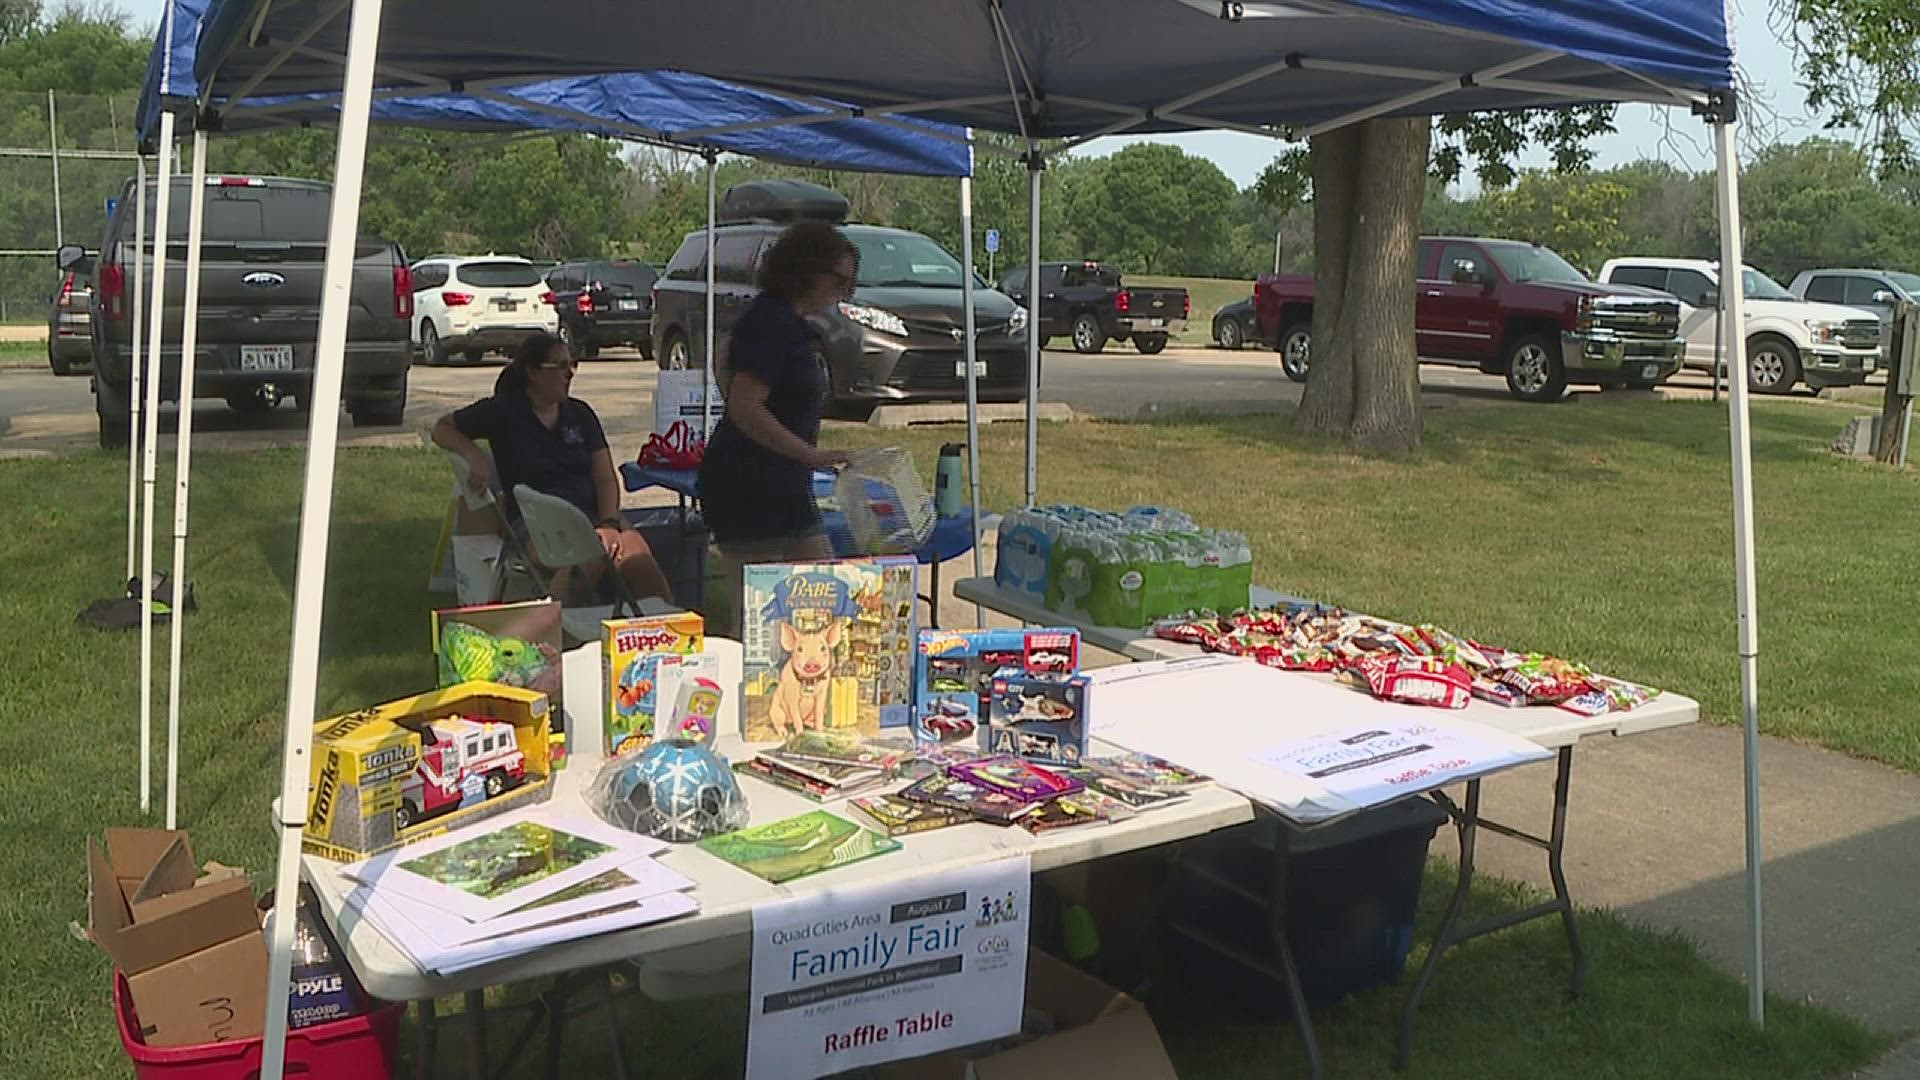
1694 89 1737 124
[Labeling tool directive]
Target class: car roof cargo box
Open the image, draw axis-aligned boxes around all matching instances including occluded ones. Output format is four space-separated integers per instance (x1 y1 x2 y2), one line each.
718 180 849 225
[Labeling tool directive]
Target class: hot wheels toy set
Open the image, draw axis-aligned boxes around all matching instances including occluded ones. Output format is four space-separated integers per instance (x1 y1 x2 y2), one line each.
912 628 1080 744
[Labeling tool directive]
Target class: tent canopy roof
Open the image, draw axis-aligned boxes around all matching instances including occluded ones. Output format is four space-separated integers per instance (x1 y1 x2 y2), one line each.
192 0 1734 142
141 0 973 176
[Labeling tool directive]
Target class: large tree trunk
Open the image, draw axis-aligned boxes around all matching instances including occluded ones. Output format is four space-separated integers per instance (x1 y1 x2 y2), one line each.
1295 116 1431 454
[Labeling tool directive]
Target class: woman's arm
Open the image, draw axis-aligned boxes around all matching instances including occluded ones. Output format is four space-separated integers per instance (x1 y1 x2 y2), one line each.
725 372 841 469
590 448 623 525
430 413 494 493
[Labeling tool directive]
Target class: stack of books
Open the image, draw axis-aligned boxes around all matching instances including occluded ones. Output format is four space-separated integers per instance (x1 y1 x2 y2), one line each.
738 732 906 802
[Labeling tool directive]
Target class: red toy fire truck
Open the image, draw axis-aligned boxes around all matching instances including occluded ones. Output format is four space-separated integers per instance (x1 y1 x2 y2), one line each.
392 716 527 830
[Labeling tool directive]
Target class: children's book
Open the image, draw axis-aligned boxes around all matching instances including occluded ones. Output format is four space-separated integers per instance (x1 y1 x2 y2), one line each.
898 774 1039 826
850 794 975 837
741 558 917 742
1085 752 1210 791
696 811 900 884
947 756 1083 804
772 731 910 772
1069 769 1189 811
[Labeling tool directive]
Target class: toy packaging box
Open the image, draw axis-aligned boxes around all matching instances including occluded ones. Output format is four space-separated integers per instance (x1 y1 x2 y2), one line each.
913 628 1080 745
741 557 917 742
304 681 553 862
985 671 1092 766
432 599 565 764
601 612 707 755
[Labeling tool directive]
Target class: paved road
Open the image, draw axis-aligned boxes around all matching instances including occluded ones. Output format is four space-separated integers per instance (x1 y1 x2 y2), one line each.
0 345 1839 458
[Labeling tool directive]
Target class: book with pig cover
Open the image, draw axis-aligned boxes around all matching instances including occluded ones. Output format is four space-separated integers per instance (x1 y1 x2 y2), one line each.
740 559 917 742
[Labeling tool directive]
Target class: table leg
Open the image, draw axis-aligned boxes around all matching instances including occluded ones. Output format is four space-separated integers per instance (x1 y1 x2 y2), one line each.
1398 781 1480 1070
464 989 487 1080
927 559 942 630
1267 837 1325 1080
597 968 633 1080
1547 747 1588 997
415 998 439 1080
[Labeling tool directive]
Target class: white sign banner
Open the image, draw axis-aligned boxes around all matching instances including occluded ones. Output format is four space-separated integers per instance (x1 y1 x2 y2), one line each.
746 855 1031 1079
1254 721 1537 808
655 368 726 438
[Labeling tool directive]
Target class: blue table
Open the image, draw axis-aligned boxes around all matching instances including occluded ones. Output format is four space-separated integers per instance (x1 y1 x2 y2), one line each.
620 460 977 625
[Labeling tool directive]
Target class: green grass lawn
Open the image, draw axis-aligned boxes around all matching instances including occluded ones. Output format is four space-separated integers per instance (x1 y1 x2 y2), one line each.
0 397 1904 1077
0 339 44 368
1132 273 1259 347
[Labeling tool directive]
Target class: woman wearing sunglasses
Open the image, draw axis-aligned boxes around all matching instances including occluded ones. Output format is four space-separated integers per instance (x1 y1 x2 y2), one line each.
433 331 675 605
698 222 856 634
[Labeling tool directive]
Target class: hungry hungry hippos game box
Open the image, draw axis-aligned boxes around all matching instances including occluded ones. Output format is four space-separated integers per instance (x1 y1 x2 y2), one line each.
741 558 916 742
601 612 706 755
912 628 1080 745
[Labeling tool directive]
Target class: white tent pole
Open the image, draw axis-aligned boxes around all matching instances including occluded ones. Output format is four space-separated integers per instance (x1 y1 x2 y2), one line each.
163 128 209 831
138 111 176 815
1024 149 1040 508
703 151 717 430
1713 111 1766 1028
126 155 147 584
260 0 385 1069
959 171 984 622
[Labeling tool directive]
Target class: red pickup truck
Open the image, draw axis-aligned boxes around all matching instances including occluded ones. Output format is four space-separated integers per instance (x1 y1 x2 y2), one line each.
1254 237 1687 401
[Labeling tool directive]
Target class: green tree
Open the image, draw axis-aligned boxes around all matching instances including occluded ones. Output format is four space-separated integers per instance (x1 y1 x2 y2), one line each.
1061 142 1237 275
1476 171 1631 272
1787 0 1920 170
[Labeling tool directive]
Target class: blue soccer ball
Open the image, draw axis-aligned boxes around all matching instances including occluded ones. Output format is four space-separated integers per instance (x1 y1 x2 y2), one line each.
601 740 748 843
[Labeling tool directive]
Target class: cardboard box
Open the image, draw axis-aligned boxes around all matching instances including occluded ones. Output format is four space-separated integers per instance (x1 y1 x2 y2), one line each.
984 671 1091 767
914 629 1080 745
304 681 553 862
86 828 270 1049
432 599 566 766
602 612 706 755
741 558 917 741
876 950 1177 1080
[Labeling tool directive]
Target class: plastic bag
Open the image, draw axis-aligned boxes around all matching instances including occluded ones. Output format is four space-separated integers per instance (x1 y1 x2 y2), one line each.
837 447 935 554
587 740 750 842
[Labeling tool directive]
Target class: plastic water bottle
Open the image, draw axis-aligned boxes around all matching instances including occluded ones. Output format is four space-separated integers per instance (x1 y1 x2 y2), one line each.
935 443 966 518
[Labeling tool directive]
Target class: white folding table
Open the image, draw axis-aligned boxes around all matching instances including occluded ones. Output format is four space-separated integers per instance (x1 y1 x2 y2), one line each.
950 576 1700 1074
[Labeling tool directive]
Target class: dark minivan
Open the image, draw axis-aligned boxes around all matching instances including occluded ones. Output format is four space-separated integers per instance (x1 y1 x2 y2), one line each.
69 174 413 447
546 258 658 360
648 180 1029 405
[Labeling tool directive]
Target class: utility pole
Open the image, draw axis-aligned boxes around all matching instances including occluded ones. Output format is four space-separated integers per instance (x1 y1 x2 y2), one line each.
48 90 64 247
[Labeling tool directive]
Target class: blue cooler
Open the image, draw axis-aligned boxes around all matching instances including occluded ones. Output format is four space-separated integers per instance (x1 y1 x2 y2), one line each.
1167 798 1450 1013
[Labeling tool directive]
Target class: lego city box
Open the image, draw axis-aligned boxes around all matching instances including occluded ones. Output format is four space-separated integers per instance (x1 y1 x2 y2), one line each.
304 680 554 862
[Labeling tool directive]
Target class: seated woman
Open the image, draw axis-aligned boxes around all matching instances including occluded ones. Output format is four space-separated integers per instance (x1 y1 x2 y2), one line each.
432 332 674 606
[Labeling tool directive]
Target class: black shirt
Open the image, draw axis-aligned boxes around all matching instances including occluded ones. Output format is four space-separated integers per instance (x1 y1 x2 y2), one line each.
699 292 826 542
452 392 609 521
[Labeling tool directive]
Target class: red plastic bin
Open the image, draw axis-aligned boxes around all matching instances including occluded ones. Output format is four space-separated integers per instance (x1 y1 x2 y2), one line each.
114 972 403 1080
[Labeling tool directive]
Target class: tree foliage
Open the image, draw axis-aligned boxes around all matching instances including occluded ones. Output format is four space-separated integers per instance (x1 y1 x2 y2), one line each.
1787 0 1920 170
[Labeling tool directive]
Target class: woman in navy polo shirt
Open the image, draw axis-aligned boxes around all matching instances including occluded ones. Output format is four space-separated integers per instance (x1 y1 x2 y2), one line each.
433 332 674 605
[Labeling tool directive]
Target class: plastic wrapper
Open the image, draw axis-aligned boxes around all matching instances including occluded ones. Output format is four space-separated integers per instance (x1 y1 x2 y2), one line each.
1493 654 1593 704
588 740 750 842
838 447 935 555
1344 655 1473 709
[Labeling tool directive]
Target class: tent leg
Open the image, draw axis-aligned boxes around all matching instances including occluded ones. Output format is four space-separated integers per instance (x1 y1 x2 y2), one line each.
702 151 717 431
1024 150 1040 508
126 155 146 584
260 0 387 1072
139 111 176 816
959 172 983 623
163 128 209 830
1713 114 1765 1029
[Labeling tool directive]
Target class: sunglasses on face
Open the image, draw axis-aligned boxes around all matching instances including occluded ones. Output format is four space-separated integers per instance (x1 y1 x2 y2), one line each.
536 358 579 371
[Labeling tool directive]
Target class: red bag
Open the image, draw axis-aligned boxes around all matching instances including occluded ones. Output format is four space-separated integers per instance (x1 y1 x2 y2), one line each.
637 420 705 470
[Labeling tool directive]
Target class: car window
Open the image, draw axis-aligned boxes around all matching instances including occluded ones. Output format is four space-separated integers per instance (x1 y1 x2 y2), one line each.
597 260 658 289
1667 269 1716 307
847 231 967 288
455 261 542 288
1438 243 1490 283
1800 275 1844 303
999 267 1027 293
713 233 762 285
1482 243 1590 284
1741 268 1796 300
1061 264 1121 289
1607 266 1668 291
1844 277 1891 306
130 181 334 243
1886 271 1920 295
665 235 706 281
412 264 449 291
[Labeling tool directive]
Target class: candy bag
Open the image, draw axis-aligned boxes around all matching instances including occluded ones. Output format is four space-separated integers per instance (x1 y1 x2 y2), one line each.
1345 655 1473 709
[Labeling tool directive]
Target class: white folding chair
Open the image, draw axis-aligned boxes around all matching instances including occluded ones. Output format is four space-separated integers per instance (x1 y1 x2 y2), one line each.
513 485 674 644
430 444 540 604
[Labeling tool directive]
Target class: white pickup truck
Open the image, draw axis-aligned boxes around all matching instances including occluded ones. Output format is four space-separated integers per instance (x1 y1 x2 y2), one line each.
1597 257 1882 394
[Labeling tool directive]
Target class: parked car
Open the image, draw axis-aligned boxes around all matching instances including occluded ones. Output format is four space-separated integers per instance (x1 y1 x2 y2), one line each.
410 254 557 365
1788 267 1920 339
1210 296 1266 350
998 260 1187 354
69 174 413 449
1256 237 1686 401
46 270 92 375
546 258 657 360
650 179 1029 406
1598 258 1881 394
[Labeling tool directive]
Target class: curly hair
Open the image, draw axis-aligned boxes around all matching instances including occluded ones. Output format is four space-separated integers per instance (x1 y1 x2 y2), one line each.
755 222 858 302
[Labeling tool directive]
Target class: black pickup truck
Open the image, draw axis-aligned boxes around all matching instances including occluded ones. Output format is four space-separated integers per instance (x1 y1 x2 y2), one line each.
997 260 1189 354
65 174 414 449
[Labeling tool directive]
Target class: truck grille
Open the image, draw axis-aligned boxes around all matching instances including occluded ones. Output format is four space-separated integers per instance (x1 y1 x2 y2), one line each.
1590 298 1679 339
1839 319 1882 349
886 349 1027 391
903 315 1012 339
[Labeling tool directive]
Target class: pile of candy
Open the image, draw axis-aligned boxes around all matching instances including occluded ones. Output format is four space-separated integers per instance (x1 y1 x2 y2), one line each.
1153 605 1659 714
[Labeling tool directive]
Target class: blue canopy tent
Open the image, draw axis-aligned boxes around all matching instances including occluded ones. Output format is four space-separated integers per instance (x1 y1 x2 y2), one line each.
186 3 1757 1077
125 0 977 843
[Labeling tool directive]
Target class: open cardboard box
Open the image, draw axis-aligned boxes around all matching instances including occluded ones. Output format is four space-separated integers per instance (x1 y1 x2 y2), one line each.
877 950 1178 1080
87 828 269 1049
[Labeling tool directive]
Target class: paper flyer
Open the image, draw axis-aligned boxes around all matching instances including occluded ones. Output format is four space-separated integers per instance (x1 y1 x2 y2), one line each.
1253 722 1541 808
744 856 1031 1079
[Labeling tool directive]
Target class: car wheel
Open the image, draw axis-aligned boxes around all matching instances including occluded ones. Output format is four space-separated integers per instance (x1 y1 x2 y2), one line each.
1503 333 1567 402
1070 313 1105 354
1278 321 1311 383
48 344 72 376
658 332 690 371
1133 333 1169 355
1214 317 1242 350
420 321 446 366
1746 334 1801 395
349 373 408 427
637 338 655 361
95 377 131 450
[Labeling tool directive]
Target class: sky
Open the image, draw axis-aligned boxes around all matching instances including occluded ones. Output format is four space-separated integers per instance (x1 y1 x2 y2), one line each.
111 0 1817 190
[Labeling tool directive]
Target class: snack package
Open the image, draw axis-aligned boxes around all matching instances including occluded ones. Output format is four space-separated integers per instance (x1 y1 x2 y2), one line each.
1345 655 1473 709
1493 654 1593 705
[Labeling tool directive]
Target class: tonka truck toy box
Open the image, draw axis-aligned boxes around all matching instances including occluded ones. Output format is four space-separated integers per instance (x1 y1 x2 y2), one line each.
305 681 553 862
914 628 1080 745
985 671 1091 766
742 557 917 742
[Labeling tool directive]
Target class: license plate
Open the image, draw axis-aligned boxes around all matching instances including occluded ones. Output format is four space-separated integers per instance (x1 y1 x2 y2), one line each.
1641 364 1659 380
240 345 294 372
954 360 989 378
495 298 520 311
618 299 640 312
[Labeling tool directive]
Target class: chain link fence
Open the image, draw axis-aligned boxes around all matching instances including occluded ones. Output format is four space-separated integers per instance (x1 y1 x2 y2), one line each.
0 89 145 324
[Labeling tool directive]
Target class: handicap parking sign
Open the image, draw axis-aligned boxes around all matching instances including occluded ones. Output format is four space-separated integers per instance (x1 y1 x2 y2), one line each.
985 228 1000 254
